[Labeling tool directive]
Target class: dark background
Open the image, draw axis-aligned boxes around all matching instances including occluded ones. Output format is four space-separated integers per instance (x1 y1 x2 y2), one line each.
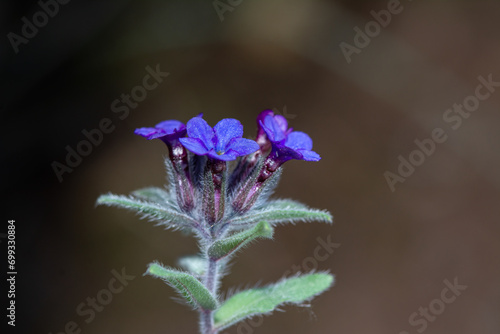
2 0 499 333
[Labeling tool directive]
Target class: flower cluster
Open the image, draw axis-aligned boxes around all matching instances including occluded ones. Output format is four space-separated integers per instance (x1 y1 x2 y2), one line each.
135 110 321 230
134 111 321 233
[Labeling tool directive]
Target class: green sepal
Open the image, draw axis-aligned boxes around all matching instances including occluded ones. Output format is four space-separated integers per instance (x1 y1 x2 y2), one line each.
229 199 333 228
208 221 274 261
145 262 218 310
96 193 197 230
202 164 217 223
214 272 334 331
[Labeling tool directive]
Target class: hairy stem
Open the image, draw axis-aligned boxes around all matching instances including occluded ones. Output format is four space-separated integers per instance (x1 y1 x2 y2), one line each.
200 309 214 334
200 255 220 334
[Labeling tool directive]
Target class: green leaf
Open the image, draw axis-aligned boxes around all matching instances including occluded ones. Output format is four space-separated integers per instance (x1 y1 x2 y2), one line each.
259 199 309 210
208 221 274 261
178 255 206 276
214 272 334 331
131 187 174 207
96 193 197 230
145 262 218 310
229 201 333 228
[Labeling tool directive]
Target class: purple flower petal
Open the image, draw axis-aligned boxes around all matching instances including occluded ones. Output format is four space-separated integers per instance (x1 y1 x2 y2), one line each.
298 149 321 161
208 150 239 161
179 138 209 156
214 119 243 153
256 109 274 125
285 131 313 150
181 115 259 161
261 115 287 142
227 138 260 156
135 118 188 144
185 117 214 150
134 127 166 140
155 120 185 134
273 115 288 134
263 126 321 163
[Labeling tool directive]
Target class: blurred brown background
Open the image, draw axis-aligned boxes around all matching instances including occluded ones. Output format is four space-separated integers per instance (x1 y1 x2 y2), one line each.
2 0 499 333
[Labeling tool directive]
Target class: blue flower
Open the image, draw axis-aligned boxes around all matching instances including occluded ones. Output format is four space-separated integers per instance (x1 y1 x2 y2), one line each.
231 113 320 213
258 112 292 142
255 109 274 150
135 119 194 211
134 120 186 143
179 117 259 161
259 114 320 162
